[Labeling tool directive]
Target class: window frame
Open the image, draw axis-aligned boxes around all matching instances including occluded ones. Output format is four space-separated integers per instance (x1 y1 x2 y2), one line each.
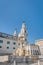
0 46 2 48
13 47 15 49
13 42 16 45
7 41 10 44
0 40 3 43
7 47 9 49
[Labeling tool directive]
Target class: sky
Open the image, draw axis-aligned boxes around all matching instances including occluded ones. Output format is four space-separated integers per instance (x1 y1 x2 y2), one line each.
0 0 43 43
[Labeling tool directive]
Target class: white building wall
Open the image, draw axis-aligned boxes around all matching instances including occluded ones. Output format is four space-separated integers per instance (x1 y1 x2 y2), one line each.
0 37 18 54
30 44 40 55
35 39 43 55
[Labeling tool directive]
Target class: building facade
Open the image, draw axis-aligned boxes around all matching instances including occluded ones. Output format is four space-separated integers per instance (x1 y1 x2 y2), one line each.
0 23 43 65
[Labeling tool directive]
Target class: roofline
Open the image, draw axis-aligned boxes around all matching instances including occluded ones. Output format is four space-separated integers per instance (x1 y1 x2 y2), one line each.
35 39 43 43
0 32 13 36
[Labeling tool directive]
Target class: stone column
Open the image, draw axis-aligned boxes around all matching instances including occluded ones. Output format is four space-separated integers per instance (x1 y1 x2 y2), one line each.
13 61 16 65
38 60 40 65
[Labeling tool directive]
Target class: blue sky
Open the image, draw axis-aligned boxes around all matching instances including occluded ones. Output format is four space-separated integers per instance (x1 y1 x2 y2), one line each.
0 0 43 43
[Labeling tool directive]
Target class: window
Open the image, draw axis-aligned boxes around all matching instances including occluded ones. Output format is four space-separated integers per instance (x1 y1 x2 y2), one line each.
0 40 3 43
7 41 10 44
25 30 26 33
13 47 15 49
7 47 9 49
13 42 16 45
0 46 2 48
36 50 39 55
25 39 27 41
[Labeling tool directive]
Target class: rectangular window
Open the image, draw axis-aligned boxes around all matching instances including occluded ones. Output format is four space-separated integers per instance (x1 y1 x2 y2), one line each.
0 40 3 43
13 42 16 45
0 46 2 48
13 47 15 49
7 41 10 44
7 47 9 49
